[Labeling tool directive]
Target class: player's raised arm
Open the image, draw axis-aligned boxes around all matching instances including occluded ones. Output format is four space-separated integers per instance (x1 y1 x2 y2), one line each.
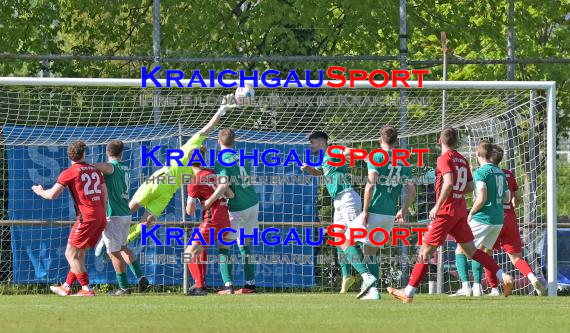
32 183 65 200
300 163 323 176
93 162 114 175
199 96 237 136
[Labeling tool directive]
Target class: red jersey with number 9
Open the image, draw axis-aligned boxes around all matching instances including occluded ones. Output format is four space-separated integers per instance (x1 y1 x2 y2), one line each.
435 149 473 216
57 162 106 222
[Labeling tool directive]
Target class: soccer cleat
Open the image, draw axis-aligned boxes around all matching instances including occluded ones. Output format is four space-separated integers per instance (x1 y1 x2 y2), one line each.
217 286 234 295
488 288 501 296
340 276 356 293
107 288 131 296
187 288 208 296
49 285 71 297
532 279 547 296
472 283 483 297
360 287 381 300
356 274 378 299
94 239 106 257
235 284 256 294
72 289 95 297
387 287 413 304
502 274 514 298
138 276 150 293
449 286 472 297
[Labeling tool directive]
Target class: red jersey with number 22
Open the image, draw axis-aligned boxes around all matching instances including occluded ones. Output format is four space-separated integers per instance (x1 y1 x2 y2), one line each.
435 150 473 216
57 162 107 222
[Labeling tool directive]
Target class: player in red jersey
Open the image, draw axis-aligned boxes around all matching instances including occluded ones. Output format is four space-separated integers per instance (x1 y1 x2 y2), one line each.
484 144 546 296
32 141 108 297
184 147 234 296
387 127 513 303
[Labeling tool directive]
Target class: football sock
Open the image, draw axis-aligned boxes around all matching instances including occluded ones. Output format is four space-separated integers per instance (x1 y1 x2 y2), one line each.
337 247 351 278
404 285 417 297
408 260 430 289
76 272 92 291
116 272 129 290
239 245 256 283
472 249 502 282
471 258 482 284
484 267 499 288
515 259 534 279
198 249 207 284
455 253 470 284
65 271 76 289
188 259 204 289
128 261 144 279
343 246 369 275
218 248 233 285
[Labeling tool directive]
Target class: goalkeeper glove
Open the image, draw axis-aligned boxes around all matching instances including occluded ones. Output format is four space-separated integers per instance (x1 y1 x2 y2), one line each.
216 94 237 117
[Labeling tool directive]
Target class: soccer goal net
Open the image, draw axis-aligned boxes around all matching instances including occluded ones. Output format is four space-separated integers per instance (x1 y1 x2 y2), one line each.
0 78 557 296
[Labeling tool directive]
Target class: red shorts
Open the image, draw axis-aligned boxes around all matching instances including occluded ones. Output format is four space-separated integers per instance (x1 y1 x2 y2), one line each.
424 213 474 246
493 211 522 254
193 209 231 246
68 216 106 249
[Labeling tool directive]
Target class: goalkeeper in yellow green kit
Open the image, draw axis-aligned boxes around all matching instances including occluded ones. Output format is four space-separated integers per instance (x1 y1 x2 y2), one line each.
95 100 236 257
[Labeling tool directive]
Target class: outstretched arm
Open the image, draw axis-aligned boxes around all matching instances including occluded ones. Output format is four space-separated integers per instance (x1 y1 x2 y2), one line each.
32 183 65 200
199 95 237 136
93 162 114 175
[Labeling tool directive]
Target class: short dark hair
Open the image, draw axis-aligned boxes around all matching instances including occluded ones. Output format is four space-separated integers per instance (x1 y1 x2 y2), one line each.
308 131 328 142
191 146 207 167
380 125 398 145
218 128 236 147
68 141 87 162
490 144 504 164
107 140 124 157
477 140 494 160
440 127 459 147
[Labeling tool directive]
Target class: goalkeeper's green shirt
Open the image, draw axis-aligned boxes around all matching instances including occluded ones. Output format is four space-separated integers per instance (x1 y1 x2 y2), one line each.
316 147 353 199
366 150 412 216
104 159 131 217
215 151 259 212
472 163 508 225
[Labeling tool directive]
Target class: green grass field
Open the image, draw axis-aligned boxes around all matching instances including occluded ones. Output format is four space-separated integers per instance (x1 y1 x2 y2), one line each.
0 294 568 333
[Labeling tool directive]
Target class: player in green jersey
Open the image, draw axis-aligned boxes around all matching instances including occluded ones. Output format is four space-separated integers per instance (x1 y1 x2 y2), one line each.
204 128 260 294
93 141 149 295
452 140 510 297
301 131 377 298
345 126 416 300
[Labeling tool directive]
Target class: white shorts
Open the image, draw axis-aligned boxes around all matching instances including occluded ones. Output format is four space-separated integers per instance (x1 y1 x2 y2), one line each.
332 189 362 230
102 216 132 253
227 203 260 242
346 213 395 248
469 219 503 249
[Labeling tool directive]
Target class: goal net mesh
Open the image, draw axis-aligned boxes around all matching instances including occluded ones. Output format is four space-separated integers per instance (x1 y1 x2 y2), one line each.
0 83 548 295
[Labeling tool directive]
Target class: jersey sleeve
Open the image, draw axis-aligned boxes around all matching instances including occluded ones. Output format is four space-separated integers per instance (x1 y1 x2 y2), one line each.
436 155 453 175
366 153 386 173
510 173 519 192
56 168 73 187
187 183 199 199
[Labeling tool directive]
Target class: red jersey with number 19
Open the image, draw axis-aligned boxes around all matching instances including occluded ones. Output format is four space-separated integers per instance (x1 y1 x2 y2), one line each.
435 149 473 216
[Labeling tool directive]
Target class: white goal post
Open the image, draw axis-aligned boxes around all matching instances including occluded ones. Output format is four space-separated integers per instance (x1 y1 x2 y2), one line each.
0 77 557 296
